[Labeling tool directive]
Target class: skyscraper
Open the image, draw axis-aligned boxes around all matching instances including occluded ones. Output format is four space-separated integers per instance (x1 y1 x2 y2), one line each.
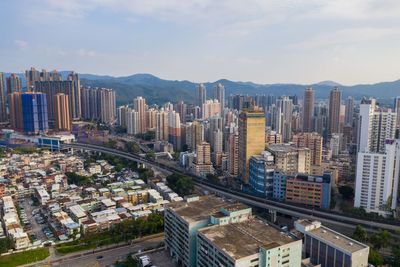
292 132 323 166
344 96 354 126
328 86 342 135
0 73 6 123
127 110 140 135
276 96 293 142
175 101 187 123
134 96 146 133
202 99 221 119
168 110 181 151
357 98 397 153
185 121 203 151
238 106 266 182
54 93 71 131
100 89 116 124
228 134 239 176
25 67 40 92
21 92 49 134
8 92 23 129
213 83 225 113
155 109 169 141
195 83 206 108
67 71 81 119
354 139 400 215
6 74 22 93
301 87 315 132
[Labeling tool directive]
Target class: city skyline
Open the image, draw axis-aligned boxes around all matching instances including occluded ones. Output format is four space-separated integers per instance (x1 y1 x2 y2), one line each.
2 1 400 85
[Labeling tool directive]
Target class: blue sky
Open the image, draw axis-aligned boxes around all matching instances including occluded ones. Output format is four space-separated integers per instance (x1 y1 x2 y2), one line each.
1 0 400 85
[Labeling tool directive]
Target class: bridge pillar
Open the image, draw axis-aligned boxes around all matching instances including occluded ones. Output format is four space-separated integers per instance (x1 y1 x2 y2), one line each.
269 209 277 223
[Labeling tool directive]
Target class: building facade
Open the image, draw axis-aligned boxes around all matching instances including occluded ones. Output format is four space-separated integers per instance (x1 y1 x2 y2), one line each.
21 92 49 134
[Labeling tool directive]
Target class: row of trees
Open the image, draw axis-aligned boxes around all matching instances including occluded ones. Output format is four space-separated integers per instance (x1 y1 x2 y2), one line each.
65 172 93 186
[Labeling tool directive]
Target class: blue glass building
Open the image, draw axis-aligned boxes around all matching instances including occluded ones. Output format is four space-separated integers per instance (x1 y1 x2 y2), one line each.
249 153 275 197
22 93 49 134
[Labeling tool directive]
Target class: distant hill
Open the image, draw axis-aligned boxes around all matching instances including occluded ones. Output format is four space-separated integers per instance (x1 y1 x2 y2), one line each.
2 71 400 106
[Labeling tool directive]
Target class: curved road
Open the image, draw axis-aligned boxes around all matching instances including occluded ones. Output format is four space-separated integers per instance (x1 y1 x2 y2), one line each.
63 142 400 232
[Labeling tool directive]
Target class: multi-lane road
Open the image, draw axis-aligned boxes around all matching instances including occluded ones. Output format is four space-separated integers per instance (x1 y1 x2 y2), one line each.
63 142 400 233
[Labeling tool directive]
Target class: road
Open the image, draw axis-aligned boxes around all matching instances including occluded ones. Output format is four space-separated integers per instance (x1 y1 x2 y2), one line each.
62 142 400 232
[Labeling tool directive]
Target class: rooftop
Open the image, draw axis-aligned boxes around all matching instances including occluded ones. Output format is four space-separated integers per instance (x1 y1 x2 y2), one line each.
166 195 226 223
199 218 297 260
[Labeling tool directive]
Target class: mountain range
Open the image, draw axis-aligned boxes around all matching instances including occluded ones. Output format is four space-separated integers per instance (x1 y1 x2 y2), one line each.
3 71 399 106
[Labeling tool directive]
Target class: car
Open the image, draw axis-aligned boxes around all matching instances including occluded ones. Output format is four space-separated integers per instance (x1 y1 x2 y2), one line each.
96 256 103 260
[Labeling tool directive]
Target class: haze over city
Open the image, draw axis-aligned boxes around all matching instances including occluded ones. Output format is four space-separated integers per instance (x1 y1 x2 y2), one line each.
2 0 400 85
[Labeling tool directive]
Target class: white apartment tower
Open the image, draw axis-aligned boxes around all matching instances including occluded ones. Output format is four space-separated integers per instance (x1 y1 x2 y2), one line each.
354 139 400 215
357 98 397 153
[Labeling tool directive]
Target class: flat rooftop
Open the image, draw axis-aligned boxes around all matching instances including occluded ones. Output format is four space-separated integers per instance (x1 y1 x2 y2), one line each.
308 225 367 253
267 144 296 153
166 195 226 223
199 218 297 260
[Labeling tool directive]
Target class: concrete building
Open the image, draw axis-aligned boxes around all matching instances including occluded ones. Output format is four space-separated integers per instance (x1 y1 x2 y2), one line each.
25 67 40 91
0 73 6 123
134 96 146 133
67 71 81 119
267 144 311 175
6 73 22 93
185 121 203 151
293 132 323 166
328 87 342 136
249 151 275 196
212 129 223 154
227 134 239 176
354 139 400 215
155 109 169 141
295 220 369 267
276 96 293 142
54 93 72 131
330 134 341 157
213 83 225 113
117 105 130 127
146 108 157 130
286 174 332 209
127 110 140 135
8 92 23 129
99 89 116 124
195 83 206 109
344 97 354 126
168 110 181 151
357 98 397 153
302 87 315 132
202 99 221 119
198 218 302 267
175 101 187 124
192 142 214 176
238 106 266 182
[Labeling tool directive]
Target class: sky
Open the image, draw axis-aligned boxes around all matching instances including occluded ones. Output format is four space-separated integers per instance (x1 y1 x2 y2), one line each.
1 0 400 85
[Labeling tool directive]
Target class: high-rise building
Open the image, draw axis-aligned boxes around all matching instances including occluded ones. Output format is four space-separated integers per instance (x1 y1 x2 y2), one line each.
0 73 6 123
213 83 224 113
276 96 293 142
395 96 400 135
6 74 22 94
54 93 71 131
174 101 186 124
292 132 323 166
191 141 214 176
134 96 146 133
202 99 220 119
354 139 400 215
227 134 239 176
25 67 40 92
295 220 369 267
330 133 341 157
357 98 397 153
168 111 181 151
146 108 157 130
21 92 49 134
127 110 140 135
249 151 275 196
117 105 130 127
99 89 116 124
344 96 354 126
266 144 311 175
67 71 81 119
195 83 206 108
212 129 223 153
155 109 169 141
8 92 23 129
328 87 342 135
302 87 315 132
238 106 266 182
185 121 203 151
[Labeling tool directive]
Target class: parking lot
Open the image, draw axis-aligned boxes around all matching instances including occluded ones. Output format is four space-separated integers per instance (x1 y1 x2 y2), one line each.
20 198 52 245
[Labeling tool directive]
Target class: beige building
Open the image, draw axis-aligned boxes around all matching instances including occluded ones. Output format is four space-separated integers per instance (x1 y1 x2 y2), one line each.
238 106 266 182
202 99 221 119
54 93 72 131
8 92 23 129
293 132 323 165
302 87 315 132
267 144 311 175
134 96 146 133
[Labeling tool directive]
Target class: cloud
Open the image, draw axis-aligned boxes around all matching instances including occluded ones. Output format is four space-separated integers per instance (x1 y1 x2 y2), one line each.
14 40 28 50
287 27 400 50
76 49 96 57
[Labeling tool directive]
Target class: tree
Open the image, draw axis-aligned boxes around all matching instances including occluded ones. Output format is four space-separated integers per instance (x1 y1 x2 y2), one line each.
166 173 194 196
206 174 219 183
352 225 367 243
339 186 354 200
370 229 392 251
146 151 156 161
0 237 14 253
65 172 92 186
368 248 384 266
124 141 140 154
392 246 400 267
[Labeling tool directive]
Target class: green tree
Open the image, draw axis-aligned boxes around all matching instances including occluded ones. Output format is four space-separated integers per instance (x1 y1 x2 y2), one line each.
65 172 92 186
0 237 14 253
146 151 156 161
124 141 140 154
166 173 194 197
352 225 367 243
206 173 220 183
368 248 384 266
392 246 400 267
